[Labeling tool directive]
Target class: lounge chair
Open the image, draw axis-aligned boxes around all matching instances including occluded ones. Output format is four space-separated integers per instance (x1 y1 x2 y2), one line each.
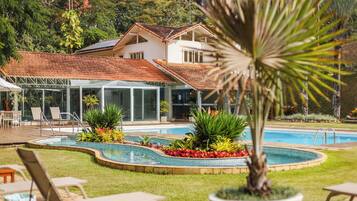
0 177 88 198
16 148 165 201
324 183 357 201
0 164 28 180
50 107 64 126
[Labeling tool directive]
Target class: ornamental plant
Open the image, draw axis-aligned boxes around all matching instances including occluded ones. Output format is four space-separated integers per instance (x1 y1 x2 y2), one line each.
160 100 170 116
199 0 347 197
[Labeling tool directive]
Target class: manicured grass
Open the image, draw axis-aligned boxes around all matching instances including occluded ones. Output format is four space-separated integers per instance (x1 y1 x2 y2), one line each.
267 120 357 131
1 147 356 201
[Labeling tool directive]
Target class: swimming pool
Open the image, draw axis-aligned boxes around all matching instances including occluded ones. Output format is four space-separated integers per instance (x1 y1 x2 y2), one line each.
125 125 357 145
37 136 322 167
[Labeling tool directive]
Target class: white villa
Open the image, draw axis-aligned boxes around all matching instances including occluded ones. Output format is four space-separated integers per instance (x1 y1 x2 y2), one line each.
0 23 221 122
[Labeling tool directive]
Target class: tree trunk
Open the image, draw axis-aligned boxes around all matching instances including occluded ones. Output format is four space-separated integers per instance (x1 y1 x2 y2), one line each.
332 45 341 119
246 151 271 196
244 82 272 196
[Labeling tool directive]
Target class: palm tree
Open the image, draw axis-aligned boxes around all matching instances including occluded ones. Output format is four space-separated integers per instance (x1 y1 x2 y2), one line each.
198 0 345 196
328 0 357 119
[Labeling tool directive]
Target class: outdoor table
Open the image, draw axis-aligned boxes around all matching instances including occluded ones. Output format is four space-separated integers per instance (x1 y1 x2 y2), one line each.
0 168 16 183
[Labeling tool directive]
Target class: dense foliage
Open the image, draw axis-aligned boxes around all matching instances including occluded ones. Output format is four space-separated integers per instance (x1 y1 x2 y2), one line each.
0 0 206 66
85 104 122 131
168 110 247 154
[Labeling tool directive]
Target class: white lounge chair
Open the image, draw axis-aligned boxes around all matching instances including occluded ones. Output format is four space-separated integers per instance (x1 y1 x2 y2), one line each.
50 107 64 126
0 177 88 198
0 164 28 180
324 183 357 201
16 148 165 201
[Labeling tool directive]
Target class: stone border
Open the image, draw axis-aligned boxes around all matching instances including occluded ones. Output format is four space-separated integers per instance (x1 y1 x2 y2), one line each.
26 140 327 175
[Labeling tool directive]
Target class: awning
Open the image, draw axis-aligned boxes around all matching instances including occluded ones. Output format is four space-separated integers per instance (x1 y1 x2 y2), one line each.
0 77 22 92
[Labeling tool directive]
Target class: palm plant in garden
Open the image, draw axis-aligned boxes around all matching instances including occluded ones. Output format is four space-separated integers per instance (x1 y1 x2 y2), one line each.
199 0 346 198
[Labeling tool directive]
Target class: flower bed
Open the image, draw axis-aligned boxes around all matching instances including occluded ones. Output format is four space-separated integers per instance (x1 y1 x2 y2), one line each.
162 148 249 158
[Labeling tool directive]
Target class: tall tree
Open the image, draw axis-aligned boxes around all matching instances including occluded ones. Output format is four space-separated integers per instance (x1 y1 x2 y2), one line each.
200 0 344 196
0 0 57 66
60 10 83 53
328 0 357 119
115 0 206 34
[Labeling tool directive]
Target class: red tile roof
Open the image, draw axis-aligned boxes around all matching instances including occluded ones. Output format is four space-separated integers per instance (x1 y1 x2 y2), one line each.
154 60 217 90
1 51 173 83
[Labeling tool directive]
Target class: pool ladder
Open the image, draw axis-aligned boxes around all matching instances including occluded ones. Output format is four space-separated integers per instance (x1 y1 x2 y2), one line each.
313 128 336 145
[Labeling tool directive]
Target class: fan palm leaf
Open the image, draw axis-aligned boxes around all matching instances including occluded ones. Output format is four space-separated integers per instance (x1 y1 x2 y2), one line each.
198 0 346 196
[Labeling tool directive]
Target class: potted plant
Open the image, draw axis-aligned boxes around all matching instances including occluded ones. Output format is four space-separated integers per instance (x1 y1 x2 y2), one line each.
199 0 344 200
160 100 169 122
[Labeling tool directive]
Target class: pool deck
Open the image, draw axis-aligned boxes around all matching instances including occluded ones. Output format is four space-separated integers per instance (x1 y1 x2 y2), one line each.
1 125 357 150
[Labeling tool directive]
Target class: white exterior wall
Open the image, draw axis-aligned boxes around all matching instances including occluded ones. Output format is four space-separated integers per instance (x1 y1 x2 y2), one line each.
167 40 215 64
116 32 166 63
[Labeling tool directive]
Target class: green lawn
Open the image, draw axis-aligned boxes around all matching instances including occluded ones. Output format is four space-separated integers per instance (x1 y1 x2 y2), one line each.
1 147 356 201
267 120 357 131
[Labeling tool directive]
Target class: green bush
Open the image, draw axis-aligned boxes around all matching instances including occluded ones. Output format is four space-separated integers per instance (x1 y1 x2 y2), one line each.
278 113 338 122
190 110 247 150
210 136 243 152
85 104 122 132
77 128 124 143
169 110 247 151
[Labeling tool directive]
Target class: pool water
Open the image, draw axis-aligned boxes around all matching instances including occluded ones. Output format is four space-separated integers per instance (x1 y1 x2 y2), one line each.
126 126 357 145
38 137 321 167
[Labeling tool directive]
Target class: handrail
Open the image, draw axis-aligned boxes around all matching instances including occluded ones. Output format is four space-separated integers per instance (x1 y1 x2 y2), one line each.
313 128 337 145
60 112 89 134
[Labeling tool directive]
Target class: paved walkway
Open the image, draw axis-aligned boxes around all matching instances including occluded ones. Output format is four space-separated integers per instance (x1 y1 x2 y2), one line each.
0 126 66 145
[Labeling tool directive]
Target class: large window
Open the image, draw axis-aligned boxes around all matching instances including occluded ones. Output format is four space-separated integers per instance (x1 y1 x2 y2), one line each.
130 52 144 59
183 50 203 63
44 89 67 118
104 88 131 121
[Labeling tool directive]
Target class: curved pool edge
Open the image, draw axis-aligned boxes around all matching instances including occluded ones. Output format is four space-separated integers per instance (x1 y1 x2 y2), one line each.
26 140 327 175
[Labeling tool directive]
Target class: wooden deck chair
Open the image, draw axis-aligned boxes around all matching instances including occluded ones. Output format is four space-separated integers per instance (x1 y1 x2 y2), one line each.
16 148 165 201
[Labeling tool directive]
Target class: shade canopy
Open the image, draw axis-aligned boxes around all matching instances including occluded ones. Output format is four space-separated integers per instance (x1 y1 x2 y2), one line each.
0 77 21 92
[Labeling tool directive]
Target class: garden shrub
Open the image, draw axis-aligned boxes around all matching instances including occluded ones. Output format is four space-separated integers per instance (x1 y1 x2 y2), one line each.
277 113 338 122
169 110 247 151
78 104 124 143
85 104 122 131
210 136 243 152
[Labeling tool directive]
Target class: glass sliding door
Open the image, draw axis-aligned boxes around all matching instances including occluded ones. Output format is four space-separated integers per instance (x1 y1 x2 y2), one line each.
104 88 131 121
144 90 157 120
133 89 158 121
70 88 80 117
134 89 143 121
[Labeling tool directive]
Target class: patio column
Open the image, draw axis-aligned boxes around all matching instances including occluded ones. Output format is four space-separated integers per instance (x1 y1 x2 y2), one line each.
130 88 134 122
164 86 172 120
101 87 105 111
157 88 160 121
79 86 83 121
66 87 70 115
13 93 18 111
197 90 202 110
